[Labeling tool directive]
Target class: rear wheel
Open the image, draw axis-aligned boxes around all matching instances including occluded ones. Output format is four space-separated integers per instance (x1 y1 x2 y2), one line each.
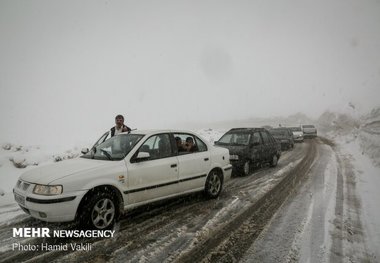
204 170 223 198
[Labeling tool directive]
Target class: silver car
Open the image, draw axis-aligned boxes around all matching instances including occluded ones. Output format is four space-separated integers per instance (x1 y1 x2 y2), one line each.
301 125 317 138
289 127 304 142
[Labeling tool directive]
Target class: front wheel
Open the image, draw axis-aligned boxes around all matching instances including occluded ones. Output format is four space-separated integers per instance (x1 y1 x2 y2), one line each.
80 192 116 230
204 170 223 199
242 160 251 176
270 154 278 167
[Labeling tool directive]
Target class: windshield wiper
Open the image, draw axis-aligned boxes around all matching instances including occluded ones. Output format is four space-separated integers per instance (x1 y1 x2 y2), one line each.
100 149 113 160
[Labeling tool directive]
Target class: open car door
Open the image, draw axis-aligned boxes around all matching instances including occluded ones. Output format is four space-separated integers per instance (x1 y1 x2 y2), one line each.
81 131 110 154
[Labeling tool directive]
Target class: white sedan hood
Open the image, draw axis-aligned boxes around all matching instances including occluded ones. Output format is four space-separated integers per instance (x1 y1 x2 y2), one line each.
20 158 117 185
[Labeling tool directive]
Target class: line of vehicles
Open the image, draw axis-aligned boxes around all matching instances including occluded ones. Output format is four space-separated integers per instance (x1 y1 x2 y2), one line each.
13 125 317 230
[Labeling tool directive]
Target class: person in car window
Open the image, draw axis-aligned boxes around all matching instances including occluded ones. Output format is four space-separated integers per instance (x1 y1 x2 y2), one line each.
175 137 187 153
184 137 198 152
110 114 131 137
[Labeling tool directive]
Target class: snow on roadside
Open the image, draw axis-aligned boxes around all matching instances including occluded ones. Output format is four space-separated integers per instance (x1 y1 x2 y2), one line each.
194 128 226 144
318 107 380 260
0 143 84 194
318 107 380 168
0 142 88 226
337 136 380 260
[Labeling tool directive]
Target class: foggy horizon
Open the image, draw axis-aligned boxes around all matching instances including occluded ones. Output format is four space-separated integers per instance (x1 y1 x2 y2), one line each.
1 0 379 146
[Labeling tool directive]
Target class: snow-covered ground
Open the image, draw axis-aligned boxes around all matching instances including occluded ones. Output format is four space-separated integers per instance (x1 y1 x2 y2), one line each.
334 135 380 260
0 143 85 194
317 107 380 261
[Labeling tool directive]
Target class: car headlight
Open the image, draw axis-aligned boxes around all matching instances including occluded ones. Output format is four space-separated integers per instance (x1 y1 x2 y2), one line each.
33 184 63 195
230 154 239 160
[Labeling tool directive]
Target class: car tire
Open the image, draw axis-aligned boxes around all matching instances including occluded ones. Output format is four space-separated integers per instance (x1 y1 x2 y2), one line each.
80 192 116 230
270 154 278 167
204 170 223 199
242 160 251 176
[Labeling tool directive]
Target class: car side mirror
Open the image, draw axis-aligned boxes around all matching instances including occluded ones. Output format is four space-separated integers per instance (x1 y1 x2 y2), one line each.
81 148 89 154
135 152 150 161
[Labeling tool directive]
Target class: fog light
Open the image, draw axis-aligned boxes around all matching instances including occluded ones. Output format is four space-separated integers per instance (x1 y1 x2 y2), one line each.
39 212 47 218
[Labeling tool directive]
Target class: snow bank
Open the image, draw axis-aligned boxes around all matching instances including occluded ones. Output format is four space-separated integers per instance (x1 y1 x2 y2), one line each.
337 134 380 260
195 128 226 144
358 108 380 167
318 107 380 167
0 143 84 194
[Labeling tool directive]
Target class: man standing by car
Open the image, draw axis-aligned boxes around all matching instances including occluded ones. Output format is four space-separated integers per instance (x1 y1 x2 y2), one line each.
110 114 131 137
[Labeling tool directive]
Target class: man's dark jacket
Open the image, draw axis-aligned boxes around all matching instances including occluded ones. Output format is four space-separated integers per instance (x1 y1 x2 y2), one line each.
110 125 131 137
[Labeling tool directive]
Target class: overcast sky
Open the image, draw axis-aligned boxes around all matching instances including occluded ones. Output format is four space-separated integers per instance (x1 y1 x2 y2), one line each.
1 0 379 146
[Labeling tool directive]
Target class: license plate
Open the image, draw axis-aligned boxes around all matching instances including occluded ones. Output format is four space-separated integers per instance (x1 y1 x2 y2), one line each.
230 155 239 160
14 192 25 206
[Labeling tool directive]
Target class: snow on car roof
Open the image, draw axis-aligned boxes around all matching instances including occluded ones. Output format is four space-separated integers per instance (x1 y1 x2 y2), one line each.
120 129 199 136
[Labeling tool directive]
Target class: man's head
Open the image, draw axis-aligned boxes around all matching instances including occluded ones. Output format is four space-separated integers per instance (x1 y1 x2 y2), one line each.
115 114 124 128
175 137 182 147
186 137 194 146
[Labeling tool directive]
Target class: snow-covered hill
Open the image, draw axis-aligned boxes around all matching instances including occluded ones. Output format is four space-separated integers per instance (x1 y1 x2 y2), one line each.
317 107 380 167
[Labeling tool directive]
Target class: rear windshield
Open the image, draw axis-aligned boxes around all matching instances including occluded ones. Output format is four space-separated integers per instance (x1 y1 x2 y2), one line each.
269 130 287 136
290 127 302 131
303 125 315 128
217 132 251 146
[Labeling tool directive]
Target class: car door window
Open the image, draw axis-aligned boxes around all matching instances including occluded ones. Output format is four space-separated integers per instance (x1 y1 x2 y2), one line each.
252 132 262 144
195 136 207 152
137 134 172 161
268 133 276 143
260 131 270 144
174 133 201 154
91 131 110 150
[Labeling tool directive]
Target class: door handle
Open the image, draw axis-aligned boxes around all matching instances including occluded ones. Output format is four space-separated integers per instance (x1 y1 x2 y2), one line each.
171 164 177 168
204 158 209 161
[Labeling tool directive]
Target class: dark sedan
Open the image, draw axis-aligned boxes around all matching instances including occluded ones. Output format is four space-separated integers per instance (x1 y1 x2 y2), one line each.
215 128 281 176
269 128 294 150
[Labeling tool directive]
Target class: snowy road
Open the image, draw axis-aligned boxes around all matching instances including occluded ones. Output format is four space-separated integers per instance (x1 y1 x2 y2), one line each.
241 138 375 263
0 138 377 262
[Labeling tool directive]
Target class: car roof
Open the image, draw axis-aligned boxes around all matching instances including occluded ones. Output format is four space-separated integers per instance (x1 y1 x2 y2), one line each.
228 128 266 132
271 127 290 130
120 129 201 136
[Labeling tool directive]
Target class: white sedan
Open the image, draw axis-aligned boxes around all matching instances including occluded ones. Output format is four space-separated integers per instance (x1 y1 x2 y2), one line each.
13 130 232 230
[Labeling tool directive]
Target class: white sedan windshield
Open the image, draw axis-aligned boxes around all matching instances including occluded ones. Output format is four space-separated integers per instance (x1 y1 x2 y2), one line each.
82 134 144 161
